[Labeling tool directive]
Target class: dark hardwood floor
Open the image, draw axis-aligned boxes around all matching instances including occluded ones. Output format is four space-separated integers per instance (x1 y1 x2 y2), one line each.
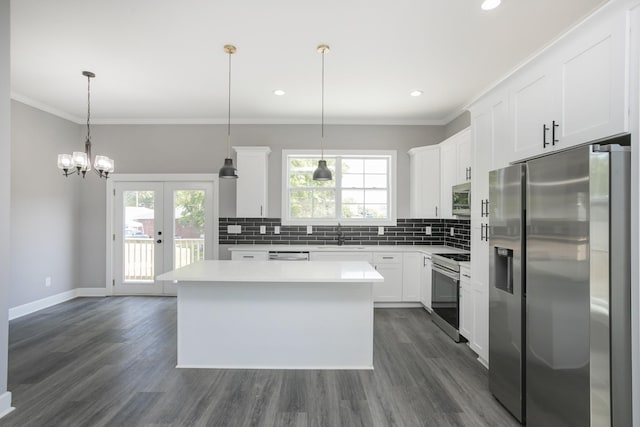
0 297 520 427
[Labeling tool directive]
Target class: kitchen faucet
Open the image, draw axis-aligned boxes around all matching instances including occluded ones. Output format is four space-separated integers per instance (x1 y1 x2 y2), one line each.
336 222 345 246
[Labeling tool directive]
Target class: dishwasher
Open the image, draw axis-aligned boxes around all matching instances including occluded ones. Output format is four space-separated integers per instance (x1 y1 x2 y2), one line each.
268 251 310 261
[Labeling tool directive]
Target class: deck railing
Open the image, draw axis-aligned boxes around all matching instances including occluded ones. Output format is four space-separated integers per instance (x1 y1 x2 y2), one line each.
124 238 205 281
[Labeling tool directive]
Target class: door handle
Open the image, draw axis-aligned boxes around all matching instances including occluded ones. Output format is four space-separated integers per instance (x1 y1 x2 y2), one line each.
552 120 559 146
481 200 486 217
485 199 489 217
543 124 550 148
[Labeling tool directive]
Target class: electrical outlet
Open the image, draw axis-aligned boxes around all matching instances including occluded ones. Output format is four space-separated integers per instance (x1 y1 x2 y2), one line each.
259 225 266 234
378 226 384 235
45 277 51 287
425 226 432 235
450 227 455 236
274 226 280 234
307 225 313 234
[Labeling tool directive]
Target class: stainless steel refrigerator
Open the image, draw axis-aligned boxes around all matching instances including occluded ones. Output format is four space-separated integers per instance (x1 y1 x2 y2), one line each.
488 141 631 426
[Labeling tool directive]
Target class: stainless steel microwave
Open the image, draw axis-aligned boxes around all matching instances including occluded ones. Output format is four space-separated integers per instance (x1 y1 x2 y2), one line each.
452 182 471 216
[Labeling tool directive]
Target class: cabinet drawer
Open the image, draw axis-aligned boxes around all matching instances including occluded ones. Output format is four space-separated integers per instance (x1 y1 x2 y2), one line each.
231 251 268 261
373 253 402 264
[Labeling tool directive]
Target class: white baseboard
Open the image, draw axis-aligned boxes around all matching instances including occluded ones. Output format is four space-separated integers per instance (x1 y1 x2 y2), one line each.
9 288 107 320
374 302 423 308
0 392 13 419
75 287 107 297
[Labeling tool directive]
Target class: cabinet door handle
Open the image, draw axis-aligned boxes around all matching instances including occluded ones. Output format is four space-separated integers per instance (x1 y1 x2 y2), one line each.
484 199 489 217
260 205 263 216
242 255 254 259
481 200 485 217
462 274 471 279
480 224 484 241
552 120 559 146
435 206 438 217
543 124 550 148
382 256 394 260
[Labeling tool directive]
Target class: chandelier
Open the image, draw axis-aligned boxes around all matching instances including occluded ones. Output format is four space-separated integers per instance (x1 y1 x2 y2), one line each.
57 71 114 178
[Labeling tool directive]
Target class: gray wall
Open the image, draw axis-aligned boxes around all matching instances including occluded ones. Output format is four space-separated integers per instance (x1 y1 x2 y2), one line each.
77 123 444 287
10 102 82 307
444 111 471 139
0 0 10 406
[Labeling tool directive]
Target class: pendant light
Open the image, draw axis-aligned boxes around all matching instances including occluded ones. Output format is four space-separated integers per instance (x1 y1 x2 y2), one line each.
57 71 114 179
313 44 332 181
219 44 238 179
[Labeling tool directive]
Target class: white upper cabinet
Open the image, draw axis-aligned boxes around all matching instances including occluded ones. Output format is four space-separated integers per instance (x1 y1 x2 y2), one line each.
509 61 555 162
506 2 629 163
456 132 472 183
408 128 470 219
234 146 271 218
439 128 471 219
554 5 628 147
439 140 458 219
408 145 441 218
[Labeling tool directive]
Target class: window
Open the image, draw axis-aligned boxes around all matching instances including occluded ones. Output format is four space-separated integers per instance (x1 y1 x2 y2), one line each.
282 150 396 225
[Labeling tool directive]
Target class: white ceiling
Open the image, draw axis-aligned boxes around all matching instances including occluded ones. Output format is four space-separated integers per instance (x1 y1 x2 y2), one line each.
11 0 607 125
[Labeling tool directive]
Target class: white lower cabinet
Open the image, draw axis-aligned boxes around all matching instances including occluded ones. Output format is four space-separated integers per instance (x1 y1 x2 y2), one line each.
231 251 269 261
401 252 422 302
459 265 473 340
420 254 433 310
372 253 403 302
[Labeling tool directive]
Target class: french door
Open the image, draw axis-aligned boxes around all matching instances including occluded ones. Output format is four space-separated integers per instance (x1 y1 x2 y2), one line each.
112 179 216 295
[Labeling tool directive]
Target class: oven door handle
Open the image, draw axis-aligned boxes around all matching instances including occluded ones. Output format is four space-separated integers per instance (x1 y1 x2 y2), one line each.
432 265 460 281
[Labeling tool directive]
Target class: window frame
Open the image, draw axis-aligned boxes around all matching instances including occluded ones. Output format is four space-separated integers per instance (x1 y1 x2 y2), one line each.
281 149 397 226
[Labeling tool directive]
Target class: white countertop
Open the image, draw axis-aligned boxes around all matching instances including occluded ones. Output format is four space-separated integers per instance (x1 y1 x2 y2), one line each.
156 260 384 283
227 244 467 255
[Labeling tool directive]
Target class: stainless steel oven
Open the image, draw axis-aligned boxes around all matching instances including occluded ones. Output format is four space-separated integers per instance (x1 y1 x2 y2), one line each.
431 253 470 342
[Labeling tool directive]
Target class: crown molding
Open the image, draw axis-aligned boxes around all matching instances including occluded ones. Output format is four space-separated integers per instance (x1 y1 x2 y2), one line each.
11 92 83 124
11 92 450 126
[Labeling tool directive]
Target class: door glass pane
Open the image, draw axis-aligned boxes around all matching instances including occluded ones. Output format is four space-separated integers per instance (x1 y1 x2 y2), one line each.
173 190 206 269
123 191 155 282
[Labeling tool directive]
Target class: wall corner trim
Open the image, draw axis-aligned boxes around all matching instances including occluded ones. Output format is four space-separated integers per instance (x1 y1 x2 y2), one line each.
8 288 106 321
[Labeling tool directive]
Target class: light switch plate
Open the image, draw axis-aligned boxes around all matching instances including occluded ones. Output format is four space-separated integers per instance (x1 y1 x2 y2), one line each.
378 226 384 235
307 225 313 234
227 225 242 234
425 226 432 235
274 226 280 234
450 227 455 236
259 225 266 234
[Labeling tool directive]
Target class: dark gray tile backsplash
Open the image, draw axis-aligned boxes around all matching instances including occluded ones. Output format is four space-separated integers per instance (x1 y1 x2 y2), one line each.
219 218 470 251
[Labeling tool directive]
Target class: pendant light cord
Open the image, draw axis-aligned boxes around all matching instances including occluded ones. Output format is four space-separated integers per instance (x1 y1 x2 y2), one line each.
227 50 232 159
86 74 91 141
321 48 325 159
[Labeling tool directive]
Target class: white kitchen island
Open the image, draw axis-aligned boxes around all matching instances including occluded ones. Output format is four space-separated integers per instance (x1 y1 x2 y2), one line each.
156 260 383 370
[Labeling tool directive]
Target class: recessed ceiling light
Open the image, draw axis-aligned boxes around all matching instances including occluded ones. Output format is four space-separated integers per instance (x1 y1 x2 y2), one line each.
273 89 286 96
481 0 501 11
410 90 423 97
